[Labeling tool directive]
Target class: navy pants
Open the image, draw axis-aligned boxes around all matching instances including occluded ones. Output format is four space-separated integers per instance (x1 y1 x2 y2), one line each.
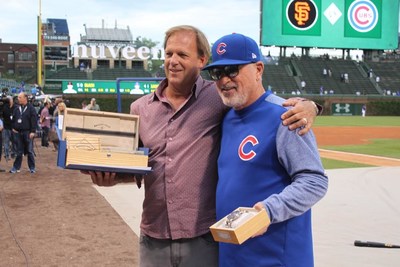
13 131 35 170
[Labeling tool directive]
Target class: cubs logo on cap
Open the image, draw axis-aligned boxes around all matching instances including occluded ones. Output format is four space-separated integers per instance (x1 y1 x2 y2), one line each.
203 33 261 70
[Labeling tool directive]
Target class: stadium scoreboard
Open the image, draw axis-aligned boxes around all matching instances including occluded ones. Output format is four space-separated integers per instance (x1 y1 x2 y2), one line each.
261 0 399 49
61 80 160 95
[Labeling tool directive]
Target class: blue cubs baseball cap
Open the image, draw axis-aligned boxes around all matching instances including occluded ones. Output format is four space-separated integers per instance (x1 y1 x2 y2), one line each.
203 33 261 70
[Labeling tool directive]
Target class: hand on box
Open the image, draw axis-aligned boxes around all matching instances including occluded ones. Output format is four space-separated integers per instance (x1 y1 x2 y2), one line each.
251 202 270 238
80 171 140 187
80 170 118 186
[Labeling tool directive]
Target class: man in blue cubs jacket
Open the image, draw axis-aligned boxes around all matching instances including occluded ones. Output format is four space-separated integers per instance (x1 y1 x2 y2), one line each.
203 33 328 267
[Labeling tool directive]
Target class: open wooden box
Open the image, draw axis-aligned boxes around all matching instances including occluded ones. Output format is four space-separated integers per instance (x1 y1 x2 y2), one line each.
57 108 151 174
210 207 270 245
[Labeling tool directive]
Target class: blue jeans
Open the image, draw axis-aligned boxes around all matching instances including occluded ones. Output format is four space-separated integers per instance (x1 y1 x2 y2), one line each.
13 131 35 170
3 128 16 158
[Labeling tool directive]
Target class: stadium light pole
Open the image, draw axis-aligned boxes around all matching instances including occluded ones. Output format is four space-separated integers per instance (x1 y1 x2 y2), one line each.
37 0 43 86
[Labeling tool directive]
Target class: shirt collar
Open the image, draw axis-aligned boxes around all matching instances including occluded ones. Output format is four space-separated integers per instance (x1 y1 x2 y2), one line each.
149 76 205 104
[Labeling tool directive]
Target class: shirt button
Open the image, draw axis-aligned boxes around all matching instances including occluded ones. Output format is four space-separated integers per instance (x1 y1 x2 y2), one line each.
168 200 173 204
167 179 172 183
168 158 172 162
168 137 172 141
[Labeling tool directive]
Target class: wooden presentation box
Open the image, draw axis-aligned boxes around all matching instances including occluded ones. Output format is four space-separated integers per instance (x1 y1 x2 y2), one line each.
57 108 151 174
210 207 270 245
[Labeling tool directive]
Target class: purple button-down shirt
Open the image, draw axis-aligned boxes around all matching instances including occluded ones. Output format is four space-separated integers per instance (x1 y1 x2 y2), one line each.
40 106 51 128
130 76 228 240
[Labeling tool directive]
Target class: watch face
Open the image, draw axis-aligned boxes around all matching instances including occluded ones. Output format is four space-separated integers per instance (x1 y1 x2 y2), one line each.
225 209 243 228
227 210 242 221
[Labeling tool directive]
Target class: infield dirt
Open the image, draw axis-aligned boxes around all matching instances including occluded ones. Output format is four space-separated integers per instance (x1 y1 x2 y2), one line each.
314 126 400 166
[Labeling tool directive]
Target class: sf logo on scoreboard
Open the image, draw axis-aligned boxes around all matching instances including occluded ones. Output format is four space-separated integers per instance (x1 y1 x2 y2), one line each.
286 0 318 30
283 0 321 36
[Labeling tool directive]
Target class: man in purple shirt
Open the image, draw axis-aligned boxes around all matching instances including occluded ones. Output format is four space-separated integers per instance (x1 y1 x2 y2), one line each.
85 25 320 267
40 101 51 147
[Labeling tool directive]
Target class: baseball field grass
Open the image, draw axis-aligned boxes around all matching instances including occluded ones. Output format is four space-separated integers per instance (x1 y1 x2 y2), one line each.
314 116 400 127
321 158 372 169
322 139 400 159
315 116 400 169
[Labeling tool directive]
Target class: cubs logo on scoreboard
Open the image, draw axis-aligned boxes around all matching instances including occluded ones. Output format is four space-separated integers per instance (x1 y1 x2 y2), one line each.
283 0 321 36
345 0 382 38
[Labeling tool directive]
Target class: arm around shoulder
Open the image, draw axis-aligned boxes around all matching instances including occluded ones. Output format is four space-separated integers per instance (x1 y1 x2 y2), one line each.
281 98 322 135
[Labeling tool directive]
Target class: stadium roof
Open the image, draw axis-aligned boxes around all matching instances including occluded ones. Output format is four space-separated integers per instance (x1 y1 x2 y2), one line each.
83 26 133 43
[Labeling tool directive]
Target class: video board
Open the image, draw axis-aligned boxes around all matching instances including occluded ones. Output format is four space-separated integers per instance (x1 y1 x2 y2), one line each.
260 0 399 49
61 80 160 95
44 47 68 61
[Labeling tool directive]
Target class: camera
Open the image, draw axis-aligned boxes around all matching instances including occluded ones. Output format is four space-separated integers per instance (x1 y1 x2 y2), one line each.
0 88 10 119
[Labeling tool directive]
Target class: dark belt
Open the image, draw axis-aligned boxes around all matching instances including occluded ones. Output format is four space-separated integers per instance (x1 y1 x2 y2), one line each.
143 232 213 242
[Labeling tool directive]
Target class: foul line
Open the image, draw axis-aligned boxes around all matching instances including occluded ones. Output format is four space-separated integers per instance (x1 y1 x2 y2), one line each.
318 149 400 167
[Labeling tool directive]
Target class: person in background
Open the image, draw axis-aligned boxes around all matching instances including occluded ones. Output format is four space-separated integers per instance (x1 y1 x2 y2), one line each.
87 98 100 111
51 102 67 151
361 104 367 117
81 100 88 110
10 92 38 174
40 101 51 148
300 80 306 92
31 86 37 96
0 118 5 172
322 68 327 78
49 98 63 127
2 96 17 161
203 33 328 267
82 25 320 267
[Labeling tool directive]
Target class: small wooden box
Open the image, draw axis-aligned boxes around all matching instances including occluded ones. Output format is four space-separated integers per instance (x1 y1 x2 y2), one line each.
210 207 270 245
57 108 151 174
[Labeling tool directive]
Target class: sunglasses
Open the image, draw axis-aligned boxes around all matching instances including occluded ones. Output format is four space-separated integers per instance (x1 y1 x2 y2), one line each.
208 65 240 81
